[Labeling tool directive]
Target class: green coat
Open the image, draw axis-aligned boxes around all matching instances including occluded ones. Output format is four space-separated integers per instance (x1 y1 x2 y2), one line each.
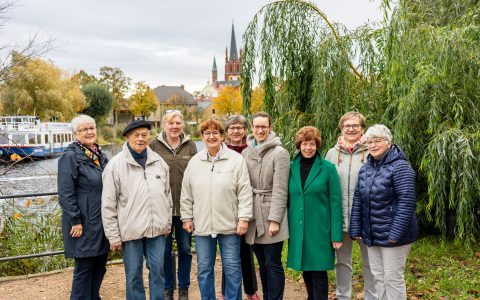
287 152 343 271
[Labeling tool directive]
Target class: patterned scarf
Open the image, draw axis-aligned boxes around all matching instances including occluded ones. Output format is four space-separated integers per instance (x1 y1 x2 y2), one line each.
75 140 102 168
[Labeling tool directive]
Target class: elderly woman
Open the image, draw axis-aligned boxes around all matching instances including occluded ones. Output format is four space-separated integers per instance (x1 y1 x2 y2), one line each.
219 115 259 300
243 111 290 300
58 114 109 300
149 110 197 300
287 126 343 300
325 112 377 300
349 124 418 300
180 119 253 300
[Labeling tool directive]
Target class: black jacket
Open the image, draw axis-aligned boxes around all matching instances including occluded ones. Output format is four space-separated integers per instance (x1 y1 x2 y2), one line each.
58 143 109 258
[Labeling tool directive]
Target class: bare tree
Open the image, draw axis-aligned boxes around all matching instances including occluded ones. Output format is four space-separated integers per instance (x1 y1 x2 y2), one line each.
0 1 54 83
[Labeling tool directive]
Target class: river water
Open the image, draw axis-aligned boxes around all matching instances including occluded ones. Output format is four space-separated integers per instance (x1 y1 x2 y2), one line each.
0 141 204 217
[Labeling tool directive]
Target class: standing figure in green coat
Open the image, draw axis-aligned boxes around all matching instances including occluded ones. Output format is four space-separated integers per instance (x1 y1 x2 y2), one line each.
287 126 343 300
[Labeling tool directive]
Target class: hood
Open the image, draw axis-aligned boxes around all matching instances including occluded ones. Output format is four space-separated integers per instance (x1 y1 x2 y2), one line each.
156 131 191 149
246 131 282 157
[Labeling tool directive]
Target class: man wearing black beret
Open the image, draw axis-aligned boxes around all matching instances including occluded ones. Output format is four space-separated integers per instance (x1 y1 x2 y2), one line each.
102 119 173 300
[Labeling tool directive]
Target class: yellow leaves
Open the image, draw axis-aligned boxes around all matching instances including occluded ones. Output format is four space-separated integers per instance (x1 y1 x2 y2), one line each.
250 85 265 113
25 199 31 208
37 197 43 205
1 53 85 121
13 212 20 220
212 86 242 116
129 81 158 118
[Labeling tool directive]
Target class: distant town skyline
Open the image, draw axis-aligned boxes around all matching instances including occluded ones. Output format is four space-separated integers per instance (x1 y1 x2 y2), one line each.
3 0 384 93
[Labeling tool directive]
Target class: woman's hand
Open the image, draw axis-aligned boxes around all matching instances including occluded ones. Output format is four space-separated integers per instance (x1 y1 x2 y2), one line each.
332 242 343 250
237 220 248 236
183 220 194 233
70 224 83 238
268 221 280 237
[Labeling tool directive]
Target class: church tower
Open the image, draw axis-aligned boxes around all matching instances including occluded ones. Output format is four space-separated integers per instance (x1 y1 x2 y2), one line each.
225 22 241 81
212 55 218 83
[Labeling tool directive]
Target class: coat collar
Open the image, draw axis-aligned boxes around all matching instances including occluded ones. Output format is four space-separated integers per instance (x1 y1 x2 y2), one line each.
246 131 282 158
122 142 159 167
291 151 324 192
68 143 107 171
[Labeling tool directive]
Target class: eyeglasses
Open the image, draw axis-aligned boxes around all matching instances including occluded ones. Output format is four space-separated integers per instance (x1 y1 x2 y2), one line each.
366 138 386 146
342 124 361 130
77 126 96 133
228 126 245 132
253 125 270 131
203 131 220 137
166 109 181 114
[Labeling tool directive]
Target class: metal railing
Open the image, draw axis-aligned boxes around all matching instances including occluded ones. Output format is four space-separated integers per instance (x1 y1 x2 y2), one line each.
0 192 64 262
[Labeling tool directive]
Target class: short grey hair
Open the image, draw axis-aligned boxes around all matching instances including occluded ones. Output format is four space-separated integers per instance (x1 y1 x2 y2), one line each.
225 115 248 131
162 110 184 128
71 114 96 132
365 124 392 143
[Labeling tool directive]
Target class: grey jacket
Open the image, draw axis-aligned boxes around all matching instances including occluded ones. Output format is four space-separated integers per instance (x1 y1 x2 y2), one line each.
325 142 368 232
243 132 290 245
102 143 172 244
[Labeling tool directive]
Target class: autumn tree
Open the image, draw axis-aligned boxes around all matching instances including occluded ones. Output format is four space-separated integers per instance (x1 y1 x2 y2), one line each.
0 53 85 121
74 70 97 87
213 86 242 116
98 66 131 123
129 82 158 120
250 85 265 113
81 83 113 121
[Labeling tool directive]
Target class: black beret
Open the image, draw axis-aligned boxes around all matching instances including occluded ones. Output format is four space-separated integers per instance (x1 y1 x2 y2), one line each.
122 120 152 137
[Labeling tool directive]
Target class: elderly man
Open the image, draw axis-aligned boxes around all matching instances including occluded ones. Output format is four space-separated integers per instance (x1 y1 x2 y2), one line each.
102 120 172 300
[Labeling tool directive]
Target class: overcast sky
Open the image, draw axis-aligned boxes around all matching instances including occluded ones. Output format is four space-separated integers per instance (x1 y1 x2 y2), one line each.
3 0 384 93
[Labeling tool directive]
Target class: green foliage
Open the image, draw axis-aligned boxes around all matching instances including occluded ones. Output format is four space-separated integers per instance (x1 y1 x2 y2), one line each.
0 201 71 276
98 66 131 120
81 83 114 120
242 0 480 243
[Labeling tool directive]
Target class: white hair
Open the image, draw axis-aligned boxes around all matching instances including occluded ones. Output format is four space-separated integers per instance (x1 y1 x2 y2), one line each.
71 114 96 132
365 124 392 143
162 110 184 128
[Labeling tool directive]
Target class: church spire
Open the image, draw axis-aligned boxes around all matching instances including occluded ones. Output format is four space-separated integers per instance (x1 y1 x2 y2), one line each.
212 55 218 83
229 21 238 61
212 55 217 70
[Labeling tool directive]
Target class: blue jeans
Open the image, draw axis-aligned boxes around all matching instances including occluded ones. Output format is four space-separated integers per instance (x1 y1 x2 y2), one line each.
196 234 242 300
164 216 192 290
123 236 166 300
252 242 285 300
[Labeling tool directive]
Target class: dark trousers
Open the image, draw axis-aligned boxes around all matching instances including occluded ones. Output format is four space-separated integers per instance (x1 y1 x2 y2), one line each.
302 271 328 300
70 253 108 300
221 238 258 295
252 241 285 300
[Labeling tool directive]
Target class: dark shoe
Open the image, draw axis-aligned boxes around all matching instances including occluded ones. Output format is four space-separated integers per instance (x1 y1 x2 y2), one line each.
165 289 174 300
178 289 189 300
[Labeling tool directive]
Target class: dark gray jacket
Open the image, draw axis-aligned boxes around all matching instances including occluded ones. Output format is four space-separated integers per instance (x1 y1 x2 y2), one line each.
58 143 109 258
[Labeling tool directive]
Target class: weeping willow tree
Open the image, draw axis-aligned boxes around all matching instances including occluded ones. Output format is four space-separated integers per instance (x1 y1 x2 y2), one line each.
241 0 480 243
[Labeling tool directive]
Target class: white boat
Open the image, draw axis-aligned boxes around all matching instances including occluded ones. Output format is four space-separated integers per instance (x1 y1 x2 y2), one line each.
0 116 74 159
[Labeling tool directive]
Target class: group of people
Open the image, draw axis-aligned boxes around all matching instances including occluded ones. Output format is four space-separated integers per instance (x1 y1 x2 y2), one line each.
58 110 418 300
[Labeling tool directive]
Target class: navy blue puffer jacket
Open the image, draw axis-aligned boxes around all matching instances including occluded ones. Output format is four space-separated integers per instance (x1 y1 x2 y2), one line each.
349 144 418 247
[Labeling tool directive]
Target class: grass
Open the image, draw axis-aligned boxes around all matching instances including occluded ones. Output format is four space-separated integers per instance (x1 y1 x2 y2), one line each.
283 236 480 299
